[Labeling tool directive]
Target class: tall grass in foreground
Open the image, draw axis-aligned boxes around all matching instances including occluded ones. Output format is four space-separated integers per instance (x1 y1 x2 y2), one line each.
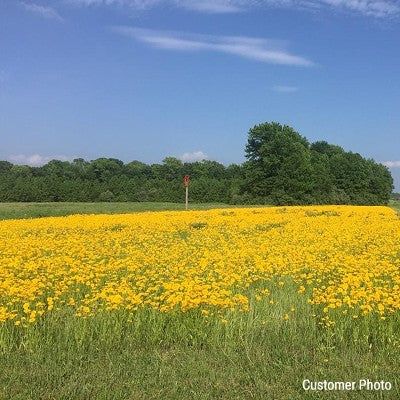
1 281 399 400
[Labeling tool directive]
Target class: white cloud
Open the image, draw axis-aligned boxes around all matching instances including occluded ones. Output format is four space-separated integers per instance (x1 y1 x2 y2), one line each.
22 2 64 21
68 0 244 12
176 0 242 13
68 0 159 7
113 27 314 66
179 151 208 162
382 160 400 168
273 85 298 93
9 154 72 166
318 0 399 17
68 0 400 17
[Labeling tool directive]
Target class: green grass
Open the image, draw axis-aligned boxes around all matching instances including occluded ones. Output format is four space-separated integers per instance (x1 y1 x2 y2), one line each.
1 280 399 399
0 200 398 221
0 202 250 220
389 199 400 214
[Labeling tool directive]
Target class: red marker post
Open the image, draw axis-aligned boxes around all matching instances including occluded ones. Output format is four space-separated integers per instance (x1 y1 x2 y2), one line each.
184 175 190 210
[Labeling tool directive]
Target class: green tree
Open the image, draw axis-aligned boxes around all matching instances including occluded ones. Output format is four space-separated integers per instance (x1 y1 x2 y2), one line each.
0 161 13 174
161 157 184 181
125 161 151 179
243 122 312 204
88 158 124 182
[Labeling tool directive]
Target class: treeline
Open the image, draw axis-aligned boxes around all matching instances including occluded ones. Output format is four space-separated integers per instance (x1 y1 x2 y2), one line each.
0 158 242 203
0 122 393 205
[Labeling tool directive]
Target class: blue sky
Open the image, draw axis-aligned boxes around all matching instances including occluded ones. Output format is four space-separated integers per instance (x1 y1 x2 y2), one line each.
0 0 399 190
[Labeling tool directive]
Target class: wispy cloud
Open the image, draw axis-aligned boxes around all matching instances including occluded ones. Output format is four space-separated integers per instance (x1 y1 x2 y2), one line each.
273 85 298 93
68 0 400 17
113 27 314 66
179 151 208 162
176 0 242 13
382 160 400 168
317 0 399 18
9 154 72 166
68 0 243 13
22 2 64 21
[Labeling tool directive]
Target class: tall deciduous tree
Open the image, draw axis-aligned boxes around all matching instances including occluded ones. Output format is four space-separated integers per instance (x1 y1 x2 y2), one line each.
242 122 393 205
243 122 313 203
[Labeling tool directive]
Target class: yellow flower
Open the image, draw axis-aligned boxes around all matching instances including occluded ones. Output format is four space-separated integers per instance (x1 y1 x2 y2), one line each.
0 205 398 326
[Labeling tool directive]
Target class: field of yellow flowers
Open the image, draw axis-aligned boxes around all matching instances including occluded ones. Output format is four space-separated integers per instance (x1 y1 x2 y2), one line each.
0 205 399 327
1 204 400 399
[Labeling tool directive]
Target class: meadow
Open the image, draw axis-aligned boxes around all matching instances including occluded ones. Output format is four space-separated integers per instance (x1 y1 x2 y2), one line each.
0 202 241 220
389 199 400 214
1 203 400 399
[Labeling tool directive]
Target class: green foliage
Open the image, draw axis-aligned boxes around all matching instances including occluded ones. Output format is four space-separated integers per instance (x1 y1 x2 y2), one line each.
243 122 393 205
0 122 393 205
98 190 115 202
0 157 239 204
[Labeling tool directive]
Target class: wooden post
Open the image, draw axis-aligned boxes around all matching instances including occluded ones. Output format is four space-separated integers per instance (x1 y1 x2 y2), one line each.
184 175 190 211
185 185 189 211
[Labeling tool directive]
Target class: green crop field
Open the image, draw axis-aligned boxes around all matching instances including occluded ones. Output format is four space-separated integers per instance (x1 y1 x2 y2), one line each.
0 202 255 220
